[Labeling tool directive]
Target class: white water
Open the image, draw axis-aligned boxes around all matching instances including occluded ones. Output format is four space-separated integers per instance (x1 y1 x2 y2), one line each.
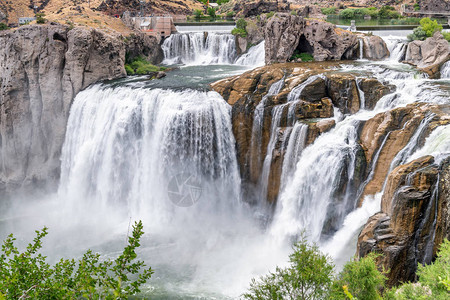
408 124 450 163
234 41 265 67
359 39 364 60
54 85 296 298
441 61 450 78
162 32 237 65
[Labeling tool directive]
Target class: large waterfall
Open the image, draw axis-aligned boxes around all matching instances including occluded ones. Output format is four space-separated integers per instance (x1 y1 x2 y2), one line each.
59 86 241 223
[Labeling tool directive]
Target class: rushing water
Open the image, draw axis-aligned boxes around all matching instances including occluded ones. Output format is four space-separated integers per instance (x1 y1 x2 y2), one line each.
1 33 450 299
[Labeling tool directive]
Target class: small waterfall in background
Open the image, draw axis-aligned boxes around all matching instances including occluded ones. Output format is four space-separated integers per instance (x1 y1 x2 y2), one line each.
235 41 266 67
441 61 450 78
359 38 364 60
162 32 237 65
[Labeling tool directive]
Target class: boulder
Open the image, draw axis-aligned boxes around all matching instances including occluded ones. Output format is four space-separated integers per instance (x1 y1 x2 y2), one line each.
405 31 450 78
362 35 390 60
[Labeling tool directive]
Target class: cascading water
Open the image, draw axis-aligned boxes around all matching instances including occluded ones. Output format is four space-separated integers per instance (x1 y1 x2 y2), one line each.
59 86 241 223
162 32 237 65
389 42 406 62
234 41 266 67
441 61 450 78
359 39 364 60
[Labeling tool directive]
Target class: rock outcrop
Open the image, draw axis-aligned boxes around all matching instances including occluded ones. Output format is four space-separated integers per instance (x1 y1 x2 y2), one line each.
211 62 391 203
264 13 389 64
359 103 450 199
361 35 390 60
405 31 450 78
358 155 450 287
0 24 128 197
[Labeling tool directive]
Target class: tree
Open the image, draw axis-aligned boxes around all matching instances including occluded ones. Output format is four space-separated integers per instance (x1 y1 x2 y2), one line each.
329 253 387 300
243 235 334 300
419 17 443 37
0 23 8 31
207 7 216 18
0 221 153 299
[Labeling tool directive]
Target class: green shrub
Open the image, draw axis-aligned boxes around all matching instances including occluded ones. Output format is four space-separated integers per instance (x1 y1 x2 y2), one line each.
0 221 153 298
125 56 164 76
36 13 46 24
379 6 401 19
291 10 297 16
420 17 443 37
408 18 445 41
330 253 387 300
207 7 216 18
266 11 275 18
193 9 203 19
339 8 356 19
443 32 450 42
232 18 248 37
226 11 234 18
408 26 428 41
125 65 135 75
321 7 337 15
243 235 334 300
0 22 9 30
414 3 420 11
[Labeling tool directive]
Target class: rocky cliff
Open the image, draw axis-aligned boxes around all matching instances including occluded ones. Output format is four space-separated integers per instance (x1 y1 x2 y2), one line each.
0 24 160 197
358 155 450 287
263 13 389 64
211 62 392 204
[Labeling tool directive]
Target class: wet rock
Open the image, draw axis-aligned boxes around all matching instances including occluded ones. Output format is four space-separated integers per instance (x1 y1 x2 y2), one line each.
362 35 390 60
326 73 361 114
358 155 450 287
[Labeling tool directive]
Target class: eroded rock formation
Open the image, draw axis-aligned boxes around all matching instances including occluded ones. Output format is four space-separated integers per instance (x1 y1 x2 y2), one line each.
263 13 389 64
405 31 450 78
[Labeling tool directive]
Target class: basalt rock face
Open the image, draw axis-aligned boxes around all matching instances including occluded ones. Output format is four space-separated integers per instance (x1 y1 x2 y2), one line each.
211 62 391 203
264 13 364 64
228 0 289 18
359 103 450 200
405 31 450 78
125 32 164 64
0 24 126 197
358 155 450 287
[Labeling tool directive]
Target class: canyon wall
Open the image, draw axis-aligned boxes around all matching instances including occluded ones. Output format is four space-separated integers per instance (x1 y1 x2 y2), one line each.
0 24 160 197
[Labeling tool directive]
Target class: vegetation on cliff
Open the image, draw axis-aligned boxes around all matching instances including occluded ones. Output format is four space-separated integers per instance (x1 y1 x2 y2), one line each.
125 56 166 76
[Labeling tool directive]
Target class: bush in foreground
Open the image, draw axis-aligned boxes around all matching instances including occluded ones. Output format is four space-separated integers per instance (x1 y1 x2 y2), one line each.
0 221 153 299
243 235 334 300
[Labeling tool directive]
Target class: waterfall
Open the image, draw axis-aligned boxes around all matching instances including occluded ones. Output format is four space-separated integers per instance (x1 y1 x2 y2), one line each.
235 41 266 67
359 39 364 60
355 78 366 110
249 77 285 194
389 42 406 62
280 123 309 190
288 75 325 102
59 85 241 224
441 61 450 78
408 124 450 163
162 32 237 65
270 116 362 243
